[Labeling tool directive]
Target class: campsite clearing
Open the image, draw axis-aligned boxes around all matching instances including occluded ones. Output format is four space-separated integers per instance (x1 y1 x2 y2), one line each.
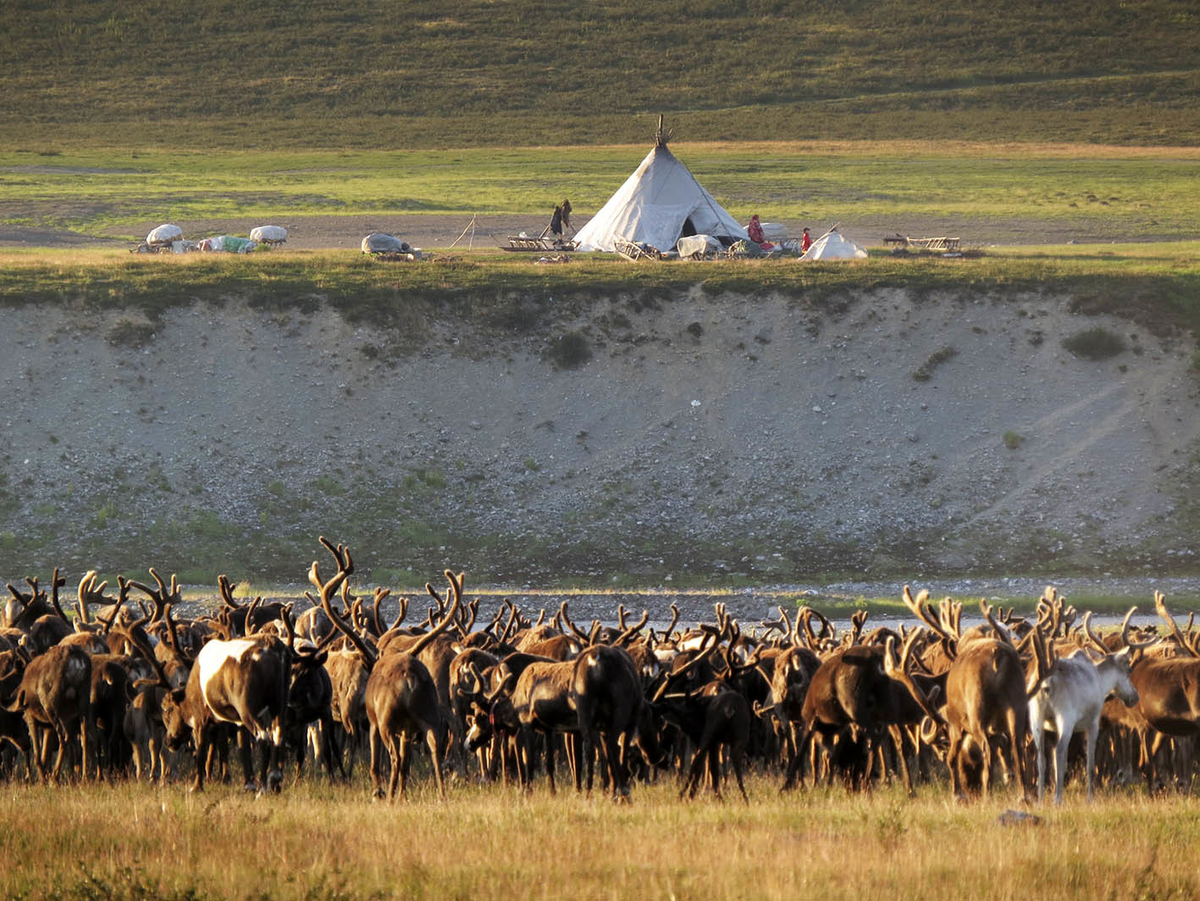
3 142 1200 251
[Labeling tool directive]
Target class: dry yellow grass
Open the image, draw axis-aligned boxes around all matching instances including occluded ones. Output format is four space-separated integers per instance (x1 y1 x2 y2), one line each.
0 775 1195 900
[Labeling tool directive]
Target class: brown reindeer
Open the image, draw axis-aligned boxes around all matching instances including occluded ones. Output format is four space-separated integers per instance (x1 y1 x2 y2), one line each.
1125 592 1200 789
941 600 1037 802
315 537 458 800
159 602 294 792
8 643 93 782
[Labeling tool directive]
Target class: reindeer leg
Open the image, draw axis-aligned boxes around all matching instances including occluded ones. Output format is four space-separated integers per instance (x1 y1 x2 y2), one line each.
1084 716 1100 802
1031 715 1047 802
49 721 70 784
732 747 749 803
322 713 346 781
545 730 557 795
947 728 966 801
1008 710 1030 804
708 745 723 800
1052 724 1070 804
426 726 445 801
681 746 705 800
191 724 211 793
386 732 401 801
889 724 914 797
235 729 255 791
581 725 596 798
368 723 385 799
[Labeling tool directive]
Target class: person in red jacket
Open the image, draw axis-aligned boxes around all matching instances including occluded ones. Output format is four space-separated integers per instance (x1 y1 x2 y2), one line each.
800 227 813 253
747 214 765 244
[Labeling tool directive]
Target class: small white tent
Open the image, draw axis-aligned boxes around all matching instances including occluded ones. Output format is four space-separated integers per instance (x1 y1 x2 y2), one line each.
574 139 747 253
799 227 869 261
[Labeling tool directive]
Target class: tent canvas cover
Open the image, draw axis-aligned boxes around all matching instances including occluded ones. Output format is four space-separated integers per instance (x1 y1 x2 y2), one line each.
574 142 748 253
799 227 869 261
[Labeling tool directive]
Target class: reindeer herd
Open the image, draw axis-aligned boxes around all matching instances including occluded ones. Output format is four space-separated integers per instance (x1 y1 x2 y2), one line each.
2 536 1200 805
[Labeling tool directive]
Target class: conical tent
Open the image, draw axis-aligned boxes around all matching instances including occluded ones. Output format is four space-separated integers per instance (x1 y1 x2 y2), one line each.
574 143 748 253
799 227 869 261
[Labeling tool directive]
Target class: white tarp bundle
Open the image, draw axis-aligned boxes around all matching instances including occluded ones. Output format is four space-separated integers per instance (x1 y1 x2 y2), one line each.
676 234 723 259
574 143 747 253
250 225 288 244
759 222 788 244
147 224 183 245
799 227 869 261
361 233 409 254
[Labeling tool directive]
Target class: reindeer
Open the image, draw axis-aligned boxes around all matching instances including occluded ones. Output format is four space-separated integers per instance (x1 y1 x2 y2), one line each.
650 623 758 801
941 600 1037 802
788 608 940 795
0 649 32 777
1126 591 1200 789
314 538 458 800
1028 608 1149 803
159 603 294 793
3 574 56 632
115 614 180 784
757 606 822 786
13 571 73 656
8 644 93 782
570 616 652 802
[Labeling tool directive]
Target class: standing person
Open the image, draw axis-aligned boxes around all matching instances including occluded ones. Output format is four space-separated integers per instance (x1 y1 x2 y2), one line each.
548 199 573 242
800 227 813 253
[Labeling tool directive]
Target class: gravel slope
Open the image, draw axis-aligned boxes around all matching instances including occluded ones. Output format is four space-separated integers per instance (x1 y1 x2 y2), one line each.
1 282 1197 584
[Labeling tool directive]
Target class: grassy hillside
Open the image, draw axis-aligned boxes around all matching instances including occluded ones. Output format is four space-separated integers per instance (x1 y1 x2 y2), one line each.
3 0 1200 149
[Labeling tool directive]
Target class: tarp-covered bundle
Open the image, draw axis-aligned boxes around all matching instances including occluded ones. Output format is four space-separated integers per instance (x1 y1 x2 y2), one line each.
250 225 287 244
799 227 869 261
198 235 256 253
676 234 723 259
574 143 747 253
361 233 410 254
146 224 183 245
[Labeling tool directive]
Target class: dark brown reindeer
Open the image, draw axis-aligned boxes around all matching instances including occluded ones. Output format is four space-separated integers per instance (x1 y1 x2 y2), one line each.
13 571 73 656
786 606 942 795
652 624 755 801
0 648 32 777
571 613 653 802
3 573 56 632
314 538 459 800
7 643 93 782
216 574 290 637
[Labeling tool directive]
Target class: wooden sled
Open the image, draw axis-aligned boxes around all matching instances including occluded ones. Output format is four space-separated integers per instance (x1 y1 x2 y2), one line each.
883 233 962 252
614 237 664 261
501 235 576 252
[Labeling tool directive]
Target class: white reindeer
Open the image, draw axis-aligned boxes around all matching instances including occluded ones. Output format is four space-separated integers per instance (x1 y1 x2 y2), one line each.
1028 608 1149 803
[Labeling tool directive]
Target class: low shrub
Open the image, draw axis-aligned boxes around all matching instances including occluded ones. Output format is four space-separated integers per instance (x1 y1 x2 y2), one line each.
547 331 591 369
1062 326 1125 360
912 346 958 381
